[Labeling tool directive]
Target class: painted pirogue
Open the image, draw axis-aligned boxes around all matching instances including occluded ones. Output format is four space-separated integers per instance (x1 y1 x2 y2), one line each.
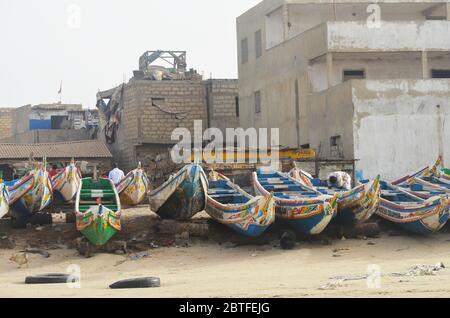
393 157 450 194
6 158 53 220
205 170 275 237
148 163 208 220
51 159 82 202
361 179 449 235
253 168 338 235
115 162 150 206
0 177 9 219
75 178 121 246
289 166 381 225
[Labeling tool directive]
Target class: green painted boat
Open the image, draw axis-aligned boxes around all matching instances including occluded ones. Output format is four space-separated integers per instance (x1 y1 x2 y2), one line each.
75 178 121 246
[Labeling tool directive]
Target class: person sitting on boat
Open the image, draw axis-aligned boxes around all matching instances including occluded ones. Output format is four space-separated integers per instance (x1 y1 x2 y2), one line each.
109 163 125 184
327 171 351 191
48 164 59 179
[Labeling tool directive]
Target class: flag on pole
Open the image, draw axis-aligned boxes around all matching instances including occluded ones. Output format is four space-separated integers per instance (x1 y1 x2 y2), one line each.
57 81 62 95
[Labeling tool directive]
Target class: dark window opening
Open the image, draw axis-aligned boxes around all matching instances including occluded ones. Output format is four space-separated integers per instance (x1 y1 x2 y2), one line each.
255 30 262 59
254 91 261 114
343 70 365 81
235 96 240 117
51 116 70 129
301 144 310 149
330 135 341 147
431 69 450 78
241 38 248 64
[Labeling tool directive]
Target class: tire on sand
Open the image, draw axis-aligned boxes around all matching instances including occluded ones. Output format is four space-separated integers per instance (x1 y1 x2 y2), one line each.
109 277 160 289
25 273 79 284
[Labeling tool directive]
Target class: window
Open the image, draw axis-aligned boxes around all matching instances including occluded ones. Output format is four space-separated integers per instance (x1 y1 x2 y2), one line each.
254 91 261 114
235 96 240 117
255 29 262 59
241 38 248 64
343 70 365 81
431 69 450 78
330 135 341 147
301 144 310 149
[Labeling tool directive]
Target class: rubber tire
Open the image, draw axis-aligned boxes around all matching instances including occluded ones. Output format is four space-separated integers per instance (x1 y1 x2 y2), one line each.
280 230 297 250
109 277 160 289
25 273 79 284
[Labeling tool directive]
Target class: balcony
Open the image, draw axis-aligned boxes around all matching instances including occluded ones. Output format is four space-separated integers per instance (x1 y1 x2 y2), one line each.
327 20 450 52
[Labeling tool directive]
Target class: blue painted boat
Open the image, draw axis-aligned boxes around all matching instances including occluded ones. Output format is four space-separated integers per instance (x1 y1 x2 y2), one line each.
0 180 9 219
148 163 208 220
393 157 450 193
6 159 53 220
361 179 449 235
289 166 381 225
253 168 338 235
205 171 275 237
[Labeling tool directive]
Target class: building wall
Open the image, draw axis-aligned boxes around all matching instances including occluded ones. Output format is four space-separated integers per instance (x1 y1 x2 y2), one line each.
352 79 450 181
104 79 208 172
0 129 93 143
0 108 14 140
206 79 240 136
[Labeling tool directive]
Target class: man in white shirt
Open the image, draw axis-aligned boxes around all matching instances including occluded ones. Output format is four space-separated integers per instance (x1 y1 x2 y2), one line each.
108 163 125 184
327 171 352 191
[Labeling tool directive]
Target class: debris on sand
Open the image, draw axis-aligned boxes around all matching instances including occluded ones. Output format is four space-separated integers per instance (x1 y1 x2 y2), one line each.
391 262 445 277
129 251 150 261
326 262 446 287
0 235 15 249
318 279 346 290
9 253 29 268
280 230 296 250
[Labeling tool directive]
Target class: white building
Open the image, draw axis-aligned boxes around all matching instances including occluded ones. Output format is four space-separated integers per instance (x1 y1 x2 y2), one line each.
236 0 450 180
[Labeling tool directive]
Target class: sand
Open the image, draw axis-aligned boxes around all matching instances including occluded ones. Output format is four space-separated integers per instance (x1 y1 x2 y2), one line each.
1 207 450 298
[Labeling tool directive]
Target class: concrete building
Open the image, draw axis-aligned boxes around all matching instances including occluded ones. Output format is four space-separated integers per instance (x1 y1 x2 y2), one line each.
0 103 100 143
97 51 239 182
237 0 450 180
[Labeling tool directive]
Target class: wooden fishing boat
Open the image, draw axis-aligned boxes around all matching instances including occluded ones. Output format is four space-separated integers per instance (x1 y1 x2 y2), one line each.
361 179 449 235
0 179 9 219
205 171 275 237
51 159 82 202
253 168 338 235
148 163 208 220
289 166 381 225
6 159 53 219
75 177 121 246
115 162 150 206
393 157 450 192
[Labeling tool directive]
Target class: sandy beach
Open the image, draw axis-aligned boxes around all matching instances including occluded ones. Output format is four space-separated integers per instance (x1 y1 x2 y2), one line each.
1 207 450 298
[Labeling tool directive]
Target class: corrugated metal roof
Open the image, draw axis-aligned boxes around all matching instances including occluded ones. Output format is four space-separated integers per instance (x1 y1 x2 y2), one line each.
0 140 112 159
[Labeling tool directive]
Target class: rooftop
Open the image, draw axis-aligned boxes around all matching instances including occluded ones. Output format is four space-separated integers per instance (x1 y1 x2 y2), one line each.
0 140 112 160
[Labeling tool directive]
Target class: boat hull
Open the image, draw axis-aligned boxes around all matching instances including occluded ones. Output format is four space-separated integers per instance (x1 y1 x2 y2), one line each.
377 196 449 235
0 184 9 219
253 171 338 235
7 169 53 218
205 175 275 237
116 168 150 206
52 163 81 202
149 164 207 220
75 178 121 246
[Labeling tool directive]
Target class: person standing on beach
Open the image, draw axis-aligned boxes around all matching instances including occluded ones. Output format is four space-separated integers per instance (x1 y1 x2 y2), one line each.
108 163 125 184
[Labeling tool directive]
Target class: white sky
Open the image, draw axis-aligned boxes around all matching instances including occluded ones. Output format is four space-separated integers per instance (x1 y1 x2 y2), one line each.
0 0 261 108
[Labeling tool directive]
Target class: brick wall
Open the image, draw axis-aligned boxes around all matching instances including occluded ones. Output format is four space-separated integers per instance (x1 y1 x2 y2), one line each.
0 108 14 140
206 79 240 134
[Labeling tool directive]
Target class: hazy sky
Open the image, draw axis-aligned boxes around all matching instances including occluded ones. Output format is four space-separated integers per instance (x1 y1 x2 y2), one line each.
0 0 260 108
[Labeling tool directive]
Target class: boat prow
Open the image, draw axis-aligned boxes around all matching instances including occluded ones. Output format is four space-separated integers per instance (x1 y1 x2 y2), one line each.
206 171 275 237
148 163 207 220
52 160 82 202
75 177 121 245
116 163 150 206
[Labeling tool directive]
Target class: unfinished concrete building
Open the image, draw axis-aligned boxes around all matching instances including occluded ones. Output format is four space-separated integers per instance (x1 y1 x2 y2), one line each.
237 0 450 180
97 51 239 183
0 103 100 143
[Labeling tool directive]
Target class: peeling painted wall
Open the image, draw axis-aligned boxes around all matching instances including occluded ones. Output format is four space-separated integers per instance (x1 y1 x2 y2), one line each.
352 79 450 180
328 21 450 51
